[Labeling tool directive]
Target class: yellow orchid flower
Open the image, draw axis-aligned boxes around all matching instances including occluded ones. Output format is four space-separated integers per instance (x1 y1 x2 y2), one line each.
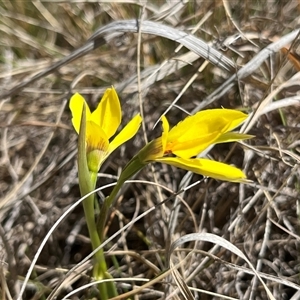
70 87 142 173
138 109 252 182
101 108 252 241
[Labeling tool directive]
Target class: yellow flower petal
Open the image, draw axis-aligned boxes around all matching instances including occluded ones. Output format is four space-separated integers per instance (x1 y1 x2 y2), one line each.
91 87 121 139
108 114 142 154
223 110 248 131
168 109 246 140
155 157 247 182
167 131 221 158
215 132 254 144
161 116 169 153
69 93 91 134
166 109 248 157
86 121 109 153
70 88 142 174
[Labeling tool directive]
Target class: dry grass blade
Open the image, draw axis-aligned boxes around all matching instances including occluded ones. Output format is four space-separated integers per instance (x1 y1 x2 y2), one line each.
16 188 107 300
46 180 179 300
89 19 235 71
188 249 300 292
170 263 195 300
168 233 276 300
194 28 300 110
119 51 200 96
61 277 150 300
1 19 235 100
241 72 300 133
0 100 67 212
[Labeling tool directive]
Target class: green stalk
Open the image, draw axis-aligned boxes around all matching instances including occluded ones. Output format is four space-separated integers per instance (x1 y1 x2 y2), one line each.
97 155 146 241
78 105 117 298
81 172 108 299
97 138 161 244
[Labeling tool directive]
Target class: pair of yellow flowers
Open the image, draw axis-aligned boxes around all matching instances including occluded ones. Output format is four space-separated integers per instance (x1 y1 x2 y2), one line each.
70 87 251 183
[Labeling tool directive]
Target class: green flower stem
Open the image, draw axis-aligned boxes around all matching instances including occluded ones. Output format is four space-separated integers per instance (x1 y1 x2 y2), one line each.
97 155 146 241
77 105 117 298
79 170 109 299
90 173 118 297
97 175 125 241
88 172 118 297
97 139 162 242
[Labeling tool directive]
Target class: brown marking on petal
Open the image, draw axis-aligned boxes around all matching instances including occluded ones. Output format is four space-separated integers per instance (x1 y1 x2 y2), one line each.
86 134 109 154
164 141 175 155
164 149 172 155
